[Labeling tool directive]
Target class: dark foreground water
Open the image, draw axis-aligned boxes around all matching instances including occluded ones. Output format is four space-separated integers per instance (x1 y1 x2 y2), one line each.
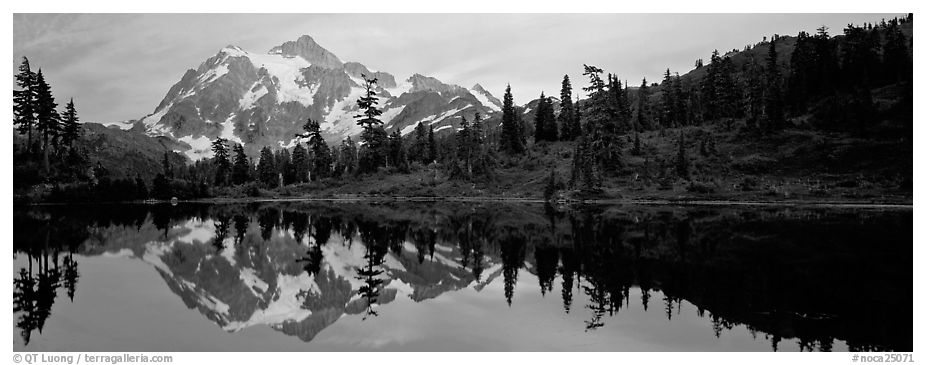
13 201 911 351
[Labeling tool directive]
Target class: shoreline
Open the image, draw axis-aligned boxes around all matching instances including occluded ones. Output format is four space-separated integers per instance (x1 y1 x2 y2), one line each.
20 195 914 209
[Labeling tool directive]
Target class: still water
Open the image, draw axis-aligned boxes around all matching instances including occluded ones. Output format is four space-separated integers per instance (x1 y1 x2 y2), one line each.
13 202 911 351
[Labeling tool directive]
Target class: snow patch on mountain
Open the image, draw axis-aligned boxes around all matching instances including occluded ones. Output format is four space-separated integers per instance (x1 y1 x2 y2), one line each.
220 119 243 145
223 46 315 107
178 135 214 160
322 86 365 137
470 86 501 112
239 83 268 110
380 105 405 125
95 120 135 130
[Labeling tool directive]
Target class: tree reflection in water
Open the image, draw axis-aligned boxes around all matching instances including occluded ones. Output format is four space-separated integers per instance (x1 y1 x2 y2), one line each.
12 202 912 351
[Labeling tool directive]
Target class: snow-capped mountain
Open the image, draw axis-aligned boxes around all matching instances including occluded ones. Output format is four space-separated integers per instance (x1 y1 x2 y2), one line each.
130 35 503 160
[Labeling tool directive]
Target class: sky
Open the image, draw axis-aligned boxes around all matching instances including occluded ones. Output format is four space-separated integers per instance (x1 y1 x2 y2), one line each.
13 13 900 124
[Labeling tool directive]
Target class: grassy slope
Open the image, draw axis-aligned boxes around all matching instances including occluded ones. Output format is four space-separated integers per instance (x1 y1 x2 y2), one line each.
215 116 910 204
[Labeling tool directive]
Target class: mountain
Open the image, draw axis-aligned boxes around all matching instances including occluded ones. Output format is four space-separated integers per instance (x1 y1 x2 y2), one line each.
129 35 504 160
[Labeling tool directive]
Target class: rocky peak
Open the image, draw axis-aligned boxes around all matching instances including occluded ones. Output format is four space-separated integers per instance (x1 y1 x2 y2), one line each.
269 35 343 69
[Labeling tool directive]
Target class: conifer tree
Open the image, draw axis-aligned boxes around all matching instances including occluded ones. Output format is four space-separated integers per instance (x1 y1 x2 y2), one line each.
557 75 576 140
60 99 81 148
500 84 525 154
33 70 60 153
354 74 387 170
533 92 547 142
763 37 785 130
257 146 277 188
211 137 231 186
635 78 652 130
338 137 358 176
471 111 484 145
232 143 251 185
298 118 331 179
661 69 677 127
541 95 558 141
13 57 37 146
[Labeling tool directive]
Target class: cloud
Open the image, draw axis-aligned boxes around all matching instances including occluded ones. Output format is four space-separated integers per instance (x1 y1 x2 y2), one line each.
13 13 899 123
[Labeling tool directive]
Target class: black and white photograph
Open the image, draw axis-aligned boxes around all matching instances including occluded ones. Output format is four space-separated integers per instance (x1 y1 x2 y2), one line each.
8 4 918 362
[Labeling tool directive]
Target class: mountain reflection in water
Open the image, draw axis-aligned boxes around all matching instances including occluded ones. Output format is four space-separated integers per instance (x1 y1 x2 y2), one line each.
12 202 912 351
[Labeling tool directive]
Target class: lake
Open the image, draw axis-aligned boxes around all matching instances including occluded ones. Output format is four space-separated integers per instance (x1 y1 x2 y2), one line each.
12 201 912 351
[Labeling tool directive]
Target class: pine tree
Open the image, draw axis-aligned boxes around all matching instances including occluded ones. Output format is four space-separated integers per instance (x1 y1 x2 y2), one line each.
33 70 60 153
278 148 295 185
541 96 558 141
631 132 642 156
298 118 331 179
257 146 277 188
500 84 524 154
533 92 557 142
232 143 251 185
661 69 676 127
635 78 652 130
700 50 721 121
211 137 231 186
291 143 308 183
557 75 576 140
763 37 785 130
471 111 484 145
13 57 37 146
533 92 547 142
60 99 81 148
338 137 358 176
354 74 387 171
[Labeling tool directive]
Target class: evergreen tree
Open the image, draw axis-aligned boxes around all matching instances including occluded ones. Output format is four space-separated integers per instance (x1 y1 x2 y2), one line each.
471 111 485 145
338 137 358 176
278 148 295 185
257 146 278 188
13 57 37 146
541 95 558 141
661 69 676 127
533 92 557 142
298 118 332 180
763 37 785 130
291 144 308 183
411 122 429 163
354 75 387 171
557 75 576 140
211 137 231 186
635 78 653 130
59 99 80 148
232 143 250 185
388 129 408 172
500 84 525 154
33 70 60 153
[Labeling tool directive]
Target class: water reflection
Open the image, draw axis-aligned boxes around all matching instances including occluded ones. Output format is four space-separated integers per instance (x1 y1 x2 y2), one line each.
12 202 912 351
